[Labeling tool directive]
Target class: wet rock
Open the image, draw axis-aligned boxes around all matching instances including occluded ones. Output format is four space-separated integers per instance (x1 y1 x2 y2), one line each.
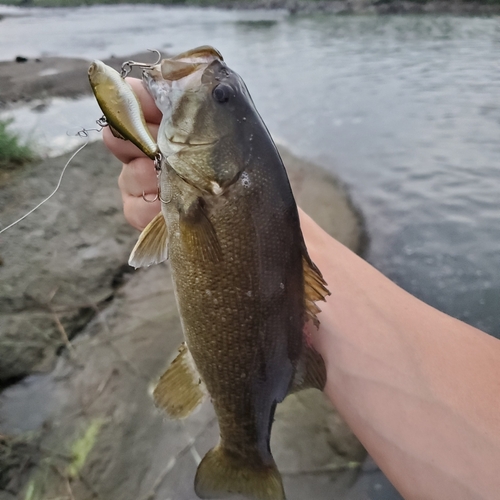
273 390 366 475
1 264 365 499
0 433 41 493
0 142 137 381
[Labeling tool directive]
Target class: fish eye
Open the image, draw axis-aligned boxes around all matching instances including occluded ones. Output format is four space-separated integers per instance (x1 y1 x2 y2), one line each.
212 83 232 103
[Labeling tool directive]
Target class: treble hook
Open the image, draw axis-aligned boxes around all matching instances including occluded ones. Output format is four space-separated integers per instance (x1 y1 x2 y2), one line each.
121 49 162 78
159 191 171 204
141 153 170 203
142 189 159 203
142 187 170 204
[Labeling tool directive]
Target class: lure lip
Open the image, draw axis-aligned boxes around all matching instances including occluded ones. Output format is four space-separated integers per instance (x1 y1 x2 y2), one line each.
88 59 109 80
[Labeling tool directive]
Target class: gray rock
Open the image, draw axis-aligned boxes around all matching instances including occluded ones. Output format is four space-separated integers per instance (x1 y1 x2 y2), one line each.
0 142 137 381
0 140 371 498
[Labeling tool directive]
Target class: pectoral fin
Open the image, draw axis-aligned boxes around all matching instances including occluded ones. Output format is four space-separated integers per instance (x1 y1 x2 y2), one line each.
154 343 207 419
302 253 330 327
179 198 223 263
129 211 168 268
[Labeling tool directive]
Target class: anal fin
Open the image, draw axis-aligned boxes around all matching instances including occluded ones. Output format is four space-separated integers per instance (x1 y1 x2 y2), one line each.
289 344 327 393
153 343 207 419
129 211 168 269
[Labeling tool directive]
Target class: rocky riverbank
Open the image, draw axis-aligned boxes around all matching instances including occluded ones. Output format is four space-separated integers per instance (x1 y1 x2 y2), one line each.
226 0 500 15
0 52 152 107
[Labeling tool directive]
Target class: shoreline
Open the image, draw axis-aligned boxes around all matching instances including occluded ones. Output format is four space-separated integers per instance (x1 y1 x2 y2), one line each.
222 0 500 15
0 1 499 20
0 52 152 107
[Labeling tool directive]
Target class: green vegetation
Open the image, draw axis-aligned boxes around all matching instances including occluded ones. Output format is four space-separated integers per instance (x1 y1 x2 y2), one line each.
0 118 33 170
66 418 104 479
19 419 105 500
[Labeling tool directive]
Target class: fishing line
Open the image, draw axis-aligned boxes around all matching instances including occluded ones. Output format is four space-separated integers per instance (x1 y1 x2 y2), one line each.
0 141 88 235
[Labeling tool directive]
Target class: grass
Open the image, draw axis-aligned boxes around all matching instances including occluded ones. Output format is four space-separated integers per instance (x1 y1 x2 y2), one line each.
0 119 34 171
66 418 104 479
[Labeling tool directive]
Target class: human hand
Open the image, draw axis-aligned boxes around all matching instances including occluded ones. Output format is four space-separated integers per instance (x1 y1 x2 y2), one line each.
103 77 163 231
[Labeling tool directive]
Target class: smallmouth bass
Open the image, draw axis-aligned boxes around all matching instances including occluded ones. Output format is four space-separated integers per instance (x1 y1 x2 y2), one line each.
126 46 330 500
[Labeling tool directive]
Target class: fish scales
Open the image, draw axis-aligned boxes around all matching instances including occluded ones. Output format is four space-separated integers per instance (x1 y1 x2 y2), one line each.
120 46 331 500
167 146 305 458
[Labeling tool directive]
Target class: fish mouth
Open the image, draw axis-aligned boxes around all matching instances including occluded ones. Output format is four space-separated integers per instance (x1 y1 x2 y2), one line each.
171 45 223 62
168 137 219 147
142 47 225 149
143 46 222 84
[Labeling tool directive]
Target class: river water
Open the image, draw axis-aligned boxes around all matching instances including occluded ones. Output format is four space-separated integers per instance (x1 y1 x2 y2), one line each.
3 5 499 336
1 5 499 499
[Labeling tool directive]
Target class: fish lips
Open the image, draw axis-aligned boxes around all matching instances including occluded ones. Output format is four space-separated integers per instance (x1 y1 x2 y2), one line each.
143 45 223 85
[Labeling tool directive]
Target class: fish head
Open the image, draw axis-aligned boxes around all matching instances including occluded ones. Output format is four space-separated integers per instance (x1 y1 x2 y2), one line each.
143 46 261 193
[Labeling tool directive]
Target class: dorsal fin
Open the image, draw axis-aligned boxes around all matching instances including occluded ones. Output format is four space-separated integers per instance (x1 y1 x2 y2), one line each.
302 253 330 327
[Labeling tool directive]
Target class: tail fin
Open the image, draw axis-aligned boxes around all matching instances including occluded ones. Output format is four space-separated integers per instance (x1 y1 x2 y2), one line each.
194 446 285 500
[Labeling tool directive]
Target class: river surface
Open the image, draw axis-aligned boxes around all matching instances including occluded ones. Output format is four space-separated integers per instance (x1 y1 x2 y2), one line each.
1 5 499 499
3 5 498 335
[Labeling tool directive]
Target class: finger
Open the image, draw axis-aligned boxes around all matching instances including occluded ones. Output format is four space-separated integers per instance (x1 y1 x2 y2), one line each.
126 77 162 125
123 194 161 231
118 157 158 197
103 123 159 164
